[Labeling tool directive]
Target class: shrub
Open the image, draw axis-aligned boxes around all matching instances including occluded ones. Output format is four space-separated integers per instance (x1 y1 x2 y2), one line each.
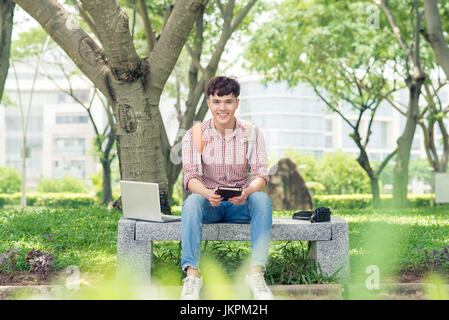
266 241 338 284
422 246 449 275
313 194 432 210
0 245 22 280
0 192 95 208
282 150 320 184
37 175 89 193
315 151 372 194
25 249 56 280
171 175 184 206
0 167 21 194
281 149 371 195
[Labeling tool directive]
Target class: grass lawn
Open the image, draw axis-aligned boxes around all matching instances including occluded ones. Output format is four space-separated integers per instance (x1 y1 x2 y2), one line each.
0 205 448 285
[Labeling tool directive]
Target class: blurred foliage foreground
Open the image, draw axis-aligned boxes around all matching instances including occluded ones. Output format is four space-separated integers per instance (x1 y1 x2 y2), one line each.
1 203 448 298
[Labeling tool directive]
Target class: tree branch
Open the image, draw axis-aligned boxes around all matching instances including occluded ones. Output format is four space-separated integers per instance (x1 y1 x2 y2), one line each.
70 0 99 39
230 0 257 33
0 0 15 103
147 0 206 92
371 0 413 74
80 0 141 81
185 43 206 74
13 0 111 99
138 0 157 53
423 0 449 80
376 148 398 175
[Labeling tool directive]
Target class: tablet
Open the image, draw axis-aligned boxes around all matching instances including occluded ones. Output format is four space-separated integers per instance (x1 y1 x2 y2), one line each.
214 186 242 201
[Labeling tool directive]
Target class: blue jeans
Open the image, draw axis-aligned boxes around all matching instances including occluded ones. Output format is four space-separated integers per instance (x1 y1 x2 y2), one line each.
181 192 273 272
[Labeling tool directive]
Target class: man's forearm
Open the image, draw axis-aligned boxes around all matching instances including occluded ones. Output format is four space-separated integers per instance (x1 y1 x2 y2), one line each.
188 176 267 199
244 177 267 197
187 178 211 198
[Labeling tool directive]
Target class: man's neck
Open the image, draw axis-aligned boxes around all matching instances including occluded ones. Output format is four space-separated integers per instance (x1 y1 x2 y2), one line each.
213 117 236 138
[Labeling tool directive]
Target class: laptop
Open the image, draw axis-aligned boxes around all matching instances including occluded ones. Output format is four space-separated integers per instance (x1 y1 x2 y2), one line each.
120 180 181 223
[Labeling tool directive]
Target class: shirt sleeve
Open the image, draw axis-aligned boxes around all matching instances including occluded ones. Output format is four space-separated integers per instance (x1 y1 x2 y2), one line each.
248 128 269 185
182 129 201 192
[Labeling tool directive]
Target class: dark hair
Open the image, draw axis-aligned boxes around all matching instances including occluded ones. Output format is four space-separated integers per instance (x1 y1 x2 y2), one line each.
206 76 240 98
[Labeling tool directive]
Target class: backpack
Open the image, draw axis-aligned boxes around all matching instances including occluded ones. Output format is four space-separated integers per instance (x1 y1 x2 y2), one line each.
191 120 259 176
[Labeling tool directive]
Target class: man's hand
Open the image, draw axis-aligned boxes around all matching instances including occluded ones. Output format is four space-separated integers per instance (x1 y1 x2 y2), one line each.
228 189 248 206
207 187 223 207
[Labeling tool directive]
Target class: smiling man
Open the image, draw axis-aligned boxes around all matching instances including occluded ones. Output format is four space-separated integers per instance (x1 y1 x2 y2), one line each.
180 76 273 300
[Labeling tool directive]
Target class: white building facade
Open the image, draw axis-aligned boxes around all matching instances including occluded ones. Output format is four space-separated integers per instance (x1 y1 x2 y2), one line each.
0 62 105 187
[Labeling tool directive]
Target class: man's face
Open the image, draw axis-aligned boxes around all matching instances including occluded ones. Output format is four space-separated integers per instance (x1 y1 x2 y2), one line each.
207 93 239 127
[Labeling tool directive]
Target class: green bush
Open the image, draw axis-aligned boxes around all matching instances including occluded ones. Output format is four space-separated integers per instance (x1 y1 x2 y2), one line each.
0 192 95 208
313 194 433 210
171 175 184 206
37 175 89 193
282 149 371 195
0 166 21 194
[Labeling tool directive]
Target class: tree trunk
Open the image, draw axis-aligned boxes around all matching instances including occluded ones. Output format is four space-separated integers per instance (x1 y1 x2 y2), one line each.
393 77 424 208
370 175 381 208
102 159 113 205
0 0 15 102
356 144 381 209
111 78 171 214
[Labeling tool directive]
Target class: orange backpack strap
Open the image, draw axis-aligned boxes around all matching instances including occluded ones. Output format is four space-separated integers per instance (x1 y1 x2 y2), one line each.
192 122 205 154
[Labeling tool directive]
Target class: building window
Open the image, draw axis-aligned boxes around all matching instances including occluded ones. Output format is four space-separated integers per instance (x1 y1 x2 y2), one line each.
56 113 89 124
326 119 333 132
53 160 85 179
325 135 332 148
53 137 86 155
57 93 65 103
73 90 89 104
369 121 387 149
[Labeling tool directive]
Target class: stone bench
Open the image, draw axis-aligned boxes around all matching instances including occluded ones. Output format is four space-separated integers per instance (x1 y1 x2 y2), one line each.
117 216 350 283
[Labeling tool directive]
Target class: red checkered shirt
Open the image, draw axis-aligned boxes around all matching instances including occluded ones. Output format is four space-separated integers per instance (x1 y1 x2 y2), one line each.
182 117 269 191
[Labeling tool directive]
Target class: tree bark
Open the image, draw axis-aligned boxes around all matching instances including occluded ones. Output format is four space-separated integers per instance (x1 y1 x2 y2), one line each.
0 0 15 102
102 158 113 204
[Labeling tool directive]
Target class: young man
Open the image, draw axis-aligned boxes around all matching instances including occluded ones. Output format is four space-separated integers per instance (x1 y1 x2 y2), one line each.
180 76 273 300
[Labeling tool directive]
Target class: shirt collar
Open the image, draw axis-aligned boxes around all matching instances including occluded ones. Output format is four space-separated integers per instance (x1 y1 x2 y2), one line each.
207 117 243 139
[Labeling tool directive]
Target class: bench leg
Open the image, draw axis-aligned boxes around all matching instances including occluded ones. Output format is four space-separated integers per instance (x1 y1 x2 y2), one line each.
117 218 153 285
308 221 350 283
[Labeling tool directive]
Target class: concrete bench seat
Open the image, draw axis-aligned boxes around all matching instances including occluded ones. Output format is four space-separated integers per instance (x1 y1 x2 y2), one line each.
117 216 350 283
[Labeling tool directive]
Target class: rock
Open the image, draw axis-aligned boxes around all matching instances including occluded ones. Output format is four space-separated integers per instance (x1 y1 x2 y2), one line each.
267 157 314 211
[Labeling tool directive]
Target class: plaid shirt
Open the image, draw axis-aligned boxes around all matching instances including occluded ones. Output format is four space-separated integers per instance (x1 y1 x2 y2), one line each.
182 117 269 191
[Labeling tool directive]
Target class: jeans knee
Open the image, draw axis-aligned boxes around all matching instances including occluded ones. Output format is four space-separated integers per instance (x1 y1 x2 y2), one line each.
249 192 272 208
182 193 206 220
248 192 272 222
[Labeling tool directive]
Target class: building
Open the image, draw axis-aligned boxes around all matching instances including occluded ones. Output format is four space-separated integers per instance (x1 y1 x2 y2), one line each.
0 62 106 187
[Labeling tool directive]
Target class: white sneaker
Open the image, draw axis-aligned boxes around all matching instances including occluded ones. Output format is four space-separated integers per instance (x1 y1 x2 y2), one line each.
245 272 273 300
180 275 203 300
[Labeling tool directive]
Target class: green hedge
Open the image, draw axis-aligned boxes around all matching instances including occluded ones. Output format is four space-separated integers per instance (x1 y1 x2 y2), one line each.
0 192 95 209
313 194 433 210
